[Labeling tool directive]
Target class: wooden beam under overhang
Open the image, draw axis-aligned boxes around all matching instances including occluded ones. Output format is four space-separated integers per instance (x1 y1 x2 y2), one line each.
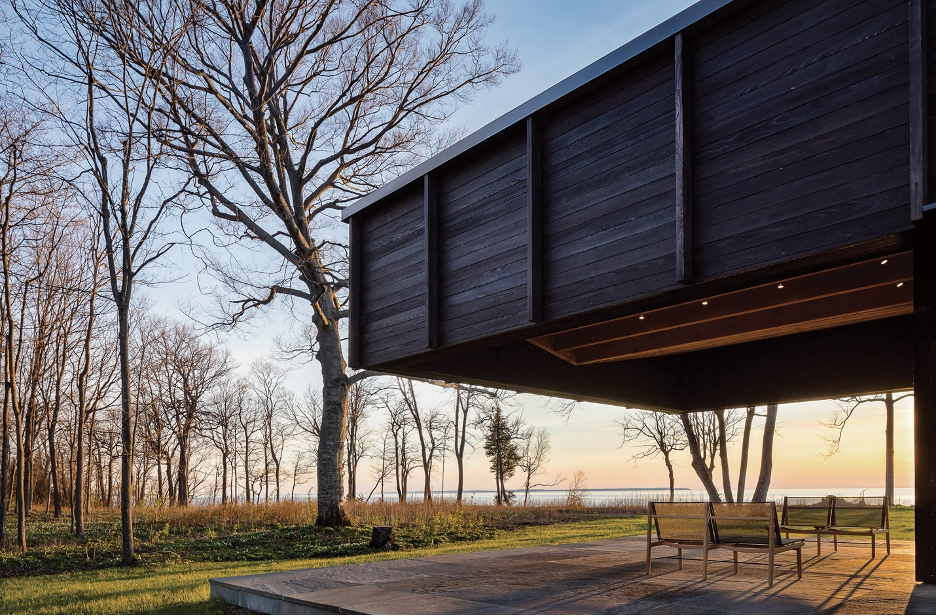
529 252 913 365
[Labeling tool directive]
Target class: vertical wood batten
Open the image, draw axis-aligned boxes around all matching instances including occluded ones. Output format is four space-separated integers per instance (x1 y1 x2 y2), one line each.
910 0 928 222
675 31 693 284
527 116 543 323
914 222 936 583
424 173 439 349
348 215 362 368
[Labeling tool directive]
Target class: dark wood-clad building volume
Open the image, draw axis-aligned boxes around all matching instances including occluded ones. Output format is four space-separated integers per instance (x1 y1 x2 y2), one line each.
342 0 936 582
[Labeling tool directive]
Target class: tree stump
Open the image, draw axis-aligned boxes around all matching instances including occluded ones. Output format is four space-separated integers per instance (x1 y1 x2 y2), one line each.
369 526 393 549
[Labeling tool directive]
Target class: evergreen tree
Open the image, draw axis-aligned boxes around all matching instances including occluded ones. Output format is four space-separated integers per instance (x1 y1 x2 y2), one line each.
483 406 522 505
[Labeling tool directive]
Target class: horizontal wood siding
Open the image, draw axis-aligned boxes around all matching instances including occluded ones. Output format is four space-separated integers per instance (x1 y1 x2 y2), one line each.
541 46 677 319
359 184 425 365
692 0 913 280
437 126 528 345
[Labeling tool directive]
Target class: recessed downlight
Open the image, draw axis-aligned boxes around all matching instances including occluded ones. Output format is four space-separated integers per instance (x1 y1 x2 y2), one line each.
897 282 904 288
881 259 888 265
777 283 784 289
702 300 708 306
638 315 645 320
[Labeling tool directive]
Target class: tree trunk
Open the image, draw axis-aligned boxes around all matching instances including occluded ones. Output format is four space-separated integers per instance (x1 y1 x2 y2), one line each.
422 465 432 503
0 376 9 545
155 451 163 501
177 434 188 507
221 450 228 505
242 437 250 504
166 455 174 505
393 435 403 501
86 418 95 514
117 303 135 565
454 393 467 504
523 469 531 507
262 446 269 503
680 413 722 502
3 253 26 550
664 454 675 503
314 307 350 526
23 385 38 516
885 392 895 505
11 398 24 550
715 409 734 503
75 284 95 536
736 407 755 503
752 404 778 502
48 419 61 518
274 456 280 503
106 450 113 507
345 441 355 501
49 327 68 519
23 398 35 516
455 454 464 504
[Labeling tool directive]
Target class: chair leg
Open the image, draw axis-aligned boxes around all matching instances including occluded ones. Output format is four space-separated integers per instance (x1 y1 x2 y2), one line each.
768 549 775 587
703 545 709 580
886 531 891 555
796 548 803 579
678 547 683 570
871 534 876 559
645 511 652 575
733 551 738 575
817 531 821 556
833 533 838 551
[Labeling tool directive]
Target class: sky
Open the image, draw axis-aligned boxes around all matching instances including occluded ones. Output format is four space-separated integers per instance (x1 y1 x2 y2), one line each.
156 0 915 497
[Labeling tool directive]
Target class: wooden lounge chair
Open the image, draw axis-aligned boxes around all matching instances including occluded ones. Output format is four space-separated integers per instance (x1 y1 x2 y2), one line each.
645 501 709 574
704 502 804 587
825 496 890 558
780 495 833 555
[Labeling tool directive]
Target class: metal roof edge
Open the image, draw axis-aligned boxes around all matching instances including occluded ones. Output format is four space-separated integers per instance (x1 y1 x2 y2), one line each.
341 0 734 221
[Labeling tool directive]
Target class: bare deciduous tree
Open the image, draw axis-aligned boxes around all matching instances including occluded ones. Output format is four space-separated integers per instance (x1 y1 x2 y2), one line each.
751 404 778 502
565 469 587 507
345 379 381 500
155 324 233 506
392 378 449 502
15 0 192 562
517 426 559 507
825 392 913 505
618 410 685 502
89 0 518 525
203 378 249 505
249 359 294 503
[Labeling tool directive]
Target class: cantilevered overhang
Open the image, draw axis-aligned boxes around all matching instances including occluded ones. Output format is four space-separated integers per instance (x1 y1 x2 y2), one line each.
341 0 926 409
530 252 913 365
373 238 916 413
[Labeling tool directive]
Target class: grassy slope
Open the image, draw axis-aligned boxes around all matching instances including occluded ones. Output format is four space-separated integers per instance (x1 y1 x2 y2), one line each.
0 508 915 615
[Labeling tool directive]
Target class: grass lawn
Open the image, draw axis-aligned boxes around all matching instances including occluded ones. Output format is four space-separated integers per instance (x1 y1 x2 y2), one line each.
0 517 644 614
0 505 914 615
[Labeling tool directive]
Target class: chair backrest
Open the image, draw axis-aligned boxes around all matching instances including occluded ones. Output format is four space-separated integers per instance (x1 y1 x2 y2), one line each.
709 502 782 546
781 495 832 527
832 496 887 528
650 501 708 542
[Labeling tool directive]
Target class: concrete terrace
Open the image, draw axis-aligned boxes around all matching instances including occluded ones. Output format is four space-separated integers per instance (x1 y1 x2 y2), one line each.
210 536 935 614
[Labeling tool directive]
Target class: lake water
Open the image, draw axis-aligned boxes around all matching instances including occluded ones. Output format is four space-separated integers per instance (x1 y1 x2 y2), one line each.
365 487 915 506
